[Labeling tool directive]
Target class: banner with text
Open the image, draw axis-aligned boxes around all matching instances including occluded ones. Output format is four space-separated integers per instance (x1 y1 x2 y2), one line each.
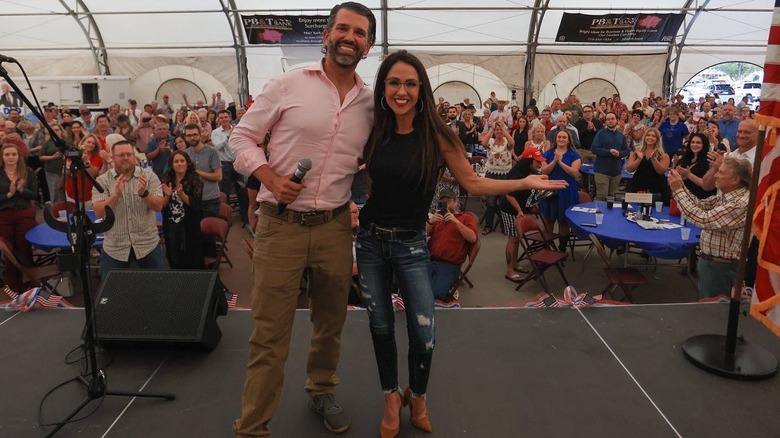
556 13 684 43
241 15 327 45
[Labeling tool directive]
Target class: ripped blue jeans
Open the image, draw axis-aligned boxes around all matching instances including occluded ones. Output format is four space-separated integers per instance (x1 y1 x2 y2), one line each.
355 227 435 395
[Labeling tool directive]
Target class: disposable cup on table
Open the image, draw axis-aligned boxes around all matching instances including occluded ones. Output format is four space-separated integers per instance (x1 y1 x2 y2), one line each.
595 211 604 225
606 196 615 209
681 227 691 240
655 201 663 212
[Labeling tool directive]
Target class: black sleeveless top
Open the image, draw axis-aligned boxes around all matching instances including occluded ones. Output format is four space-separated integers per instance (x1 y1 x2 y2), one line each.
629 155 672 204
359 131 435 230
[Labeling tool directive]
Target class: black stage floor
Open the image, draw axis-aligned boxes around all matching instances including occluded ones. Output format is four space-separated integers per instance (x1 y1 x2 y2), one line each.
1 304 779 438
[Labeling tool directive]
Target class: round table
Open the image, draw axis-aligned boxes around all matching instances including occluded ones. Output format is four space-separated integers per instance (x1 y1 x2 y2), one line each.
26 211 163 251
565 201 699 260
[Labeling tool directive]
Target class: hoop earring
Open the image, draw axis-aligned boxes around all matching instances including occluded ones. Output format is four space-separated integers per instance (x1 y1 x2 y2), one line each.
417 97 424 113
381 96 390 111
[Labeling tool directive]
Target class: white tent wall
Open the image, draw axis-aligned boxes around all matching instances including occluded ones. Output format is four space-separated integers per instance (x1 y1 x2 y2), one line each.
534 53 667 108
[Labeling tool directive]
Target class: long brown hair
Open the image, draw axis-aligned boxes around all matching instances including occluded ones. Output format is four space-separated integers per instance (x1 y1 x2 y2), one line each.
363 50 462 193
1 143 27 182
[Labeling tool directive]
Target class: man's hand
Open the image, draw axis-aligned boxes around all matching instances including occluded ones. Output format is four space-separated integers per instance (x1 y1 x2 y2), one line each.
430 212 445 223
667 168 684 191
114 174 127 197
609 148 619 157
137 173 148 196
443 212 459 223
266 173 306 205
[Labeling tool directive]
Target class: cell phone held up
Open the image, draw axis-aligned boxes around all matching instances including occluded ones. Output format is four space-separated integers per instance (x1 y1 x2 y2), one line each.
438 201 448 216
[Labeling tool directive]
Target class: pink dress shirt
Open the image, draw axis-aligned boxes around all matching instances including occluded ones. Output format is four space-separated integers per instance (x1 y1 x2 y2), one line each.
230 60 374 211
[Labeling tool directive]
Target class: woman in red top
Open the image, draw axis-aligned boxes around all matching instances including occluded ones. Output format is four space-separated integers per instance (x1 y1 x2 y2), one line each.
65 134 108 204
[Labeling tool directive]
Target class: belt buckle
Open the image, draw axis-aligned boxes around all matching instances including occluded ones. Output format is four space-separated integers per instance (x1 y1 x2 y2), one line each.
300 211 318 226
373 225 396 241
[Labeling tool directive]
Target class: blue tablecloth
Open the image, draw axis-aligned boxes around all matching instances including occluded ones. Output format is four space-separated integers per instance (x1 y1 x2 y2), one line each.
579 163 634 180
565 202 700 260
26 211 163 251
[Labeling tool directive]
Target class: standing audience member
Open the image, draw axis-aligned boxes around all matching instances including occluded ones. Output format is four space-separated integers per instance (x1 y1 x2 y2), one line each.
228 3 377 436
574 104 602 163
132 112 155 153
92 140 165 279
65 134 108 206
675 133 717 200
717 103 739 149
161 150 204 269
591 112 629 201
39 124 66 203
659 110 689 157
184 124 222 219
538 129 581 251
626 127 672 204
356 50 567 438
212 109 248 223
479 119 514 235
668 157 751 298
0 143 38 291
145 122 175 178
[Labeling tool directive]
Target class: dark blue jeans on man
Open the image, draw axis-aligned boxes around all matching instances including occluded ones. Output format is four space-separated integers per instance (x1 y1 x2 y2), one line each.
355 228 435 395
100 244 165 280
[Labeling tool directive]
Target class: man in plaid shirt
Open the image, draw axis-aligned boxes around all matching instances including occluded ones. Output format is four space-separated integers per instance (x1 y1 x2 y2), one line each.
668 157 752 299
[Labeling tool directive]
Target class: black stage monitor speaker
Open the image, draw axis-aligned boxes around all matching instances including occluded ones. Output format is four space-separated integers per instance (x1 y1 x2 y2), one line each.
92 270 228 351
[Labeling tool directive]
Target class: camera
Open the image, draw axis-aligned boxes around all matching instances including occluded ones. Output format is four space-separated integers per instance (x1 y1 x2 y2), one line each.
142 117 152 123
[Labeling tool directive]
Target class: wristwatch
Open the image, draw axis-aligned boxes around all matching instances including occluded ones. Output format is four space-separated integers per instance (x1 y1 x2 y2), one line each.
139 189 149 198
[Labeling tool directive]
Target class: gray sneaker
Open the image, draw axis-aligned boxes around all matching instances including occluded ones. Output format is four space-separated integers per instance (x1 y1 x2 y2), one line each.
309 393 350 433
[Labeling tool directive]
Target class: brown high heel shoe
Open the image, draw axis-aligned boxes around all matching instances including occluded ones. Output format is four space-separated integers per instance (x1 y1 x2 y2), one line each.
404 386 432 433
380 389 407 438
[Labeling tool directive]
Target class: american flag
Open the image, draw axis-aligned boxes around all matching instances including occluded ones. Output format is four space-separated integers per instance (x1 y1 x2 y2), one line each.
5 287 64 311
751 0 780 337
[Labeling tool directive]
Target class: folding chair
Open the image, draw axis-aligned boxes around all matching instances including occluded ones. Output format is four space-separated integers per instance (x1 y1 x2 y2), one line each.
0 238 66 295
516 215 557 266
568 191 595 262
589 234 648 302
448 236 481 296
201 217 231 269
514 216 570 292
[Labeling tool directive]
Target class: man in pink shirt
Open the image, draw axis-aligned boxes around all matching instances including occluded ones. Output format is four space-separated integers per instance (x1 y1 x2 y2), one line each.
229 2 375 437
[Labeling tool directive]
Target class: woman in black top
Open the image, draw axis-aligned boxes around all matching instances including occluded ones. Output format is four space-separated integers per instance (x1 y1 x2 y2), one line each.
160 150 204 269
676 133 717 199
0 143 38 291
456 108 479 152
511 115 530 160
626 127 672 204
357 50 567 437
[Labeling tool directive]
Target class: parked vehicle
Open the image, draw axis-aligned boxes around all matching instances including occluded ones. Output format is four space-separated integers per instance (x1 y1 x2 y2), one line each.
736 81 762 100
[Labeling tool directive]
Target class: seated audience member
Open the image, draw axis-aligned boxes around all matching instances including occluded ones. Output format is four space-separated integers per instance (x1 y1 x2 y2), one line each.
626 127 672 204
0 143 38 291
499 148 546 282
425 189 478 301
161 150 204 269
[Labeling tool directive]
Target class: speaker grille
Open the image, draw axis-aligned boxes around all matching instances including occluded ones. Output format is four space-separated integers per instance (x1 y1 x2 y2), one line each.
95 270 219 341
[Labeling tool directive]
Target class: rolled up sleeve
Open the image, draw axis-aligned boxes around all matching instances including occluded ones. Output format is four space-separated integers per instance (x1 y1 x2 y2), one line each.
229 79 284 177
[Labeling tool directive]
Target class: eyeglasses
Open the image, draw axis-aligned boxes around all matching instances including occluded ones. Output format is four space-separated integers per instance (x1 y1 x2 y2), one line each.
385 79 419 91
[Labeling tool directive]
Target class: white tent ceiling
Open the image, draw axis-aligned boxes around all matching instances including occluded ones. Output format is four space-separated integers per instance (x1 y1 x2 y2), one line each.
0 0 772 108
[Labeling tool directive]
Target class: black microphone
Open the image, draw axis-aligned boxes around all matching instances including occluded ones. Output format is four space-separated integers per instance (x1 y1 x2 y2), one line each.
0 55 17 63
277 158 312 214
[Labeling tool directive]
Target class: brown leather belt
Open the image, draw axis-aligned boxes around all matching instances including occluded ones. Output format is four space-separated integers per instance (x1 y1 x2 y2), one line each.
259 202 348 226
697 252 737 264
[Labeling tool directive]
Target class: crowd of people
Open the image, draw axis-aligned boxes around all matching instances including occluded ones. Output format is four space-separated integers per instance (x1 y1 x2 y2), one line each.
0 2 763 437
0 87 253 293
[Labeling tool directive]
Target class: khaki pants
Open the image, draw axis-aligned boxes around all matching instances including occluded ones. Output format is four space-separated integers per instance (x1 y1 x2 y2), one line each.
594 173 622 201
235 209 353 437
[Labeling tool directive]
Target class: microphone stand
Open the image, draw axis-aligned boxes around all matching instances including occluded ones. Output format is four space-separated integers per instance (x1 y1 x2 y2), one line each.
0 61 174 437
